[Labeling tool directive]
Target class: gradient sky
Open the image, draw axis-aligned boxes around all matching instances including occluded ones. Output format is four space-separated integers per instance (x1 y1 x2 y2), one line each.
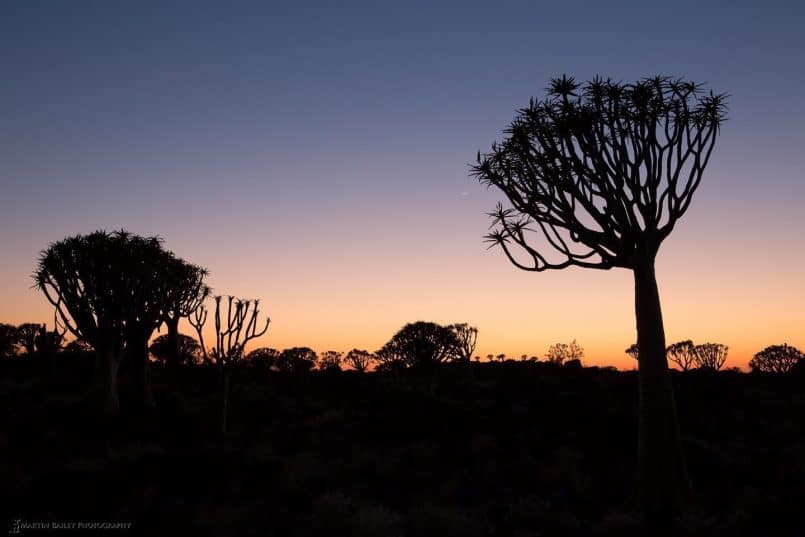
2 1 803 369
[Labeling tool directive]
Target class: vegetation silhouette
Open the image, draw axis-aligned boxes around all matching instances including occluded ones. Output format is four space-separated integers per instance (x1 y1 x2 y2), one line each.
275 347 318 373
149 333 203 366
472 75 727 531
375 321 463 371
692 342 729 371
343 348 375 372
190 295 270 433
245 347 280 369
666 340 697 372
749 343 803 374
162 259 209 370
545 340 584 365
34 230 180 416
317 350 343 372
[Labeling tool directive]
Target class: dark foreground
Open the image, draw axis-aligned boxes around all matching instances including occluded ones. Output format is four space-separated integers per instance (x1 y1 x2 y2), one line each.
2 358 803 536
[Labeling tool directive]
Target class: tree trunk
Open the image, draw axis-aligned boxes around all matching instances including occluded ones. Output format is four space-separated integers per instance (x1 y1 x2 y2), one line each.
219 371 231 434
166 316 180 369
633 255 691 534
129 337 156 412
95 349 121 417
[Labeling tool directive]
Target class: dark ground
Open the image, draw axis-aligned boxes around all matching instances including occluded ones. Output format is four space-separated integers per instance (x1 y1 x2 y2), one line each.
2 357 803 536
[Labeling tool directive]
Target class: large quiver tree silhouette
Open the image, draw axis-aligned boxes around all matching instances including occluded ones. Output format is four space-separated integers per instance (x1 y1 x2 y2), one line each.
34 231 142 415
472 76 727 528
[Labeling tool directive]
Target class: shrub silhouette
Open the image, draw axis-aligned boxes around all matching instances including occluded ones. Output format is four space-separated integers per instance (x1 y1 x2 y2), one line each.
749 344 804 374
472 75 727 527
693 343 728 371
149 333 202 366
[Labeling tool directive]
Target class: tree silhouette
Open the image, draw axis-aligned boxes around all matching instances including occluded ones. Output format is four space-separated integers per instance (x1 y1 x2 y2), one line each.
376 321 460 370
15 323 43 356
448 323 478 362
190 295 270 433
275 347 317 373
34 230 176 416
693 342 728 371
245 347 280 369
472 75 727 525
749 343 804 374
0 323 20 358
545 340 584 365
666 340 697 372
317 350 343 371
343 348 374 372
163 259 209 369
625 343 640 361
118 234 181 412
149 333 202 366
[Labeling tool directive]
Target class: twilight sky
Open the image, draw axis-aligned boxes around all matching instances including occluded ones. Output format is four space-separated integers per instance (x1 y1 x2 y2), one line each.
2 1 803 368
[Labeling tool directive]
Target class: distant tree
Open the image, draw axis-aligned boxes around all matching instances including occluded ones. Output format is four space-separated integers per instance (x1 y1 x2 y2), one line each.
625 343 639 361
190 295 270 433
495 353 506 362
376 321 460 370
275 347 317 373
693 342 728 371
749 344 804 374
246 347 280 369
35 322 66 359
162 259 210 369
448 323 478 362
666 340 697 372
0 323 20 358
545 340 584 365
150 333 202 366
15 323 44 356
63 339 93 354
344 349 374 372
34 230 177 416
485 354 494 362
472 76 726 524
318 350 343 371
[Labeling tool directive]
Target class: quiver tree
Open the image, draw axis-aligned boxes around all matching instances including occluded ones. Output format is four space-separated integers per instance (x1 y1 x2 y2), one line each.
625 343 640 361
317 351 343 371
34 230 169 416
472 75 727 528
376 321 460 371
449 323 478 362
245 347 280 369
275 347 317 373
545 339 584 365
749 343 804 374
190 295 270 433
149 333 202 366
344 349 374 372
118 233 185 412
15 323 44 356
666 340 697 371
692 342 728 371
162 259 209 369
